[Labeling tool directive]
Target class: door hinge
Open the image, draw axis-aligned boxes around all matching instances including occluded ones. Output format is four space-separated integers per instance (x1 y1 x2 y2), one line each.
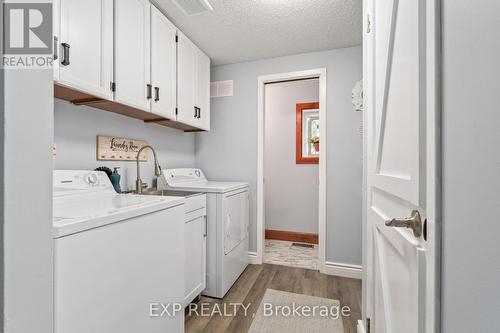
366 14 372 34
366 318 371 333
175 35 178 43
175 107 178 115
204 216 207 237
110 81 116 92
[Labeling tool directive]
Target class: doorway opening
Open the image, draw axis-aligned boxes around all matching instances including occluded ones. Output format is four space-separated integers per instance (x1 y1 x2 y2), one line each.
263 79 320 269
256 69 327 272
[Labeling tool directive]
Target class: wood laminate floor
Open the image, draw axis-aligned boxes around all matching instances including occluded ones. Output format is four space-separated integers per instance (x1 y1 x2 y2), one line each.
185 264 362 333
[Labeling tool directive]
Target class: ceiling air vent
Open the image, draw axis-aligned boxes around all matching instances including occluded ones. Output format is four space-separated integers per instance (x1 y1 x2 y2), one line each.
172 0 213 16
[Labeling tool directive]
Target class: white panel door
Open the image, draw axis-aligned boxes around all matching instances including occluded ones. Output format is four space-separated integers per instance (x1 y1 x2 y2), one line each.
151 6 177 119
196 49 211 131
365 0 439 332
114 0 151 111
58 0 113 99
184 215 206 305
177 32 198 127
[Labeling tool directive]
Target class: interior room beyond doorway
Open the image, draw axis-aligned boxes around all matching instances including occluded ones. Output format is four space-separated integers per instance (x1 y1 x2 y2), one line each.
263 78 320 270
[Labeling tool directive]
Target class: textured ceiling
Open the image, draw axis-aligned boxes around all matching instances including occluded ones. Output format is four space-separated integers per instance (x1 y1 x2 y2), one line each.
154 0 362 65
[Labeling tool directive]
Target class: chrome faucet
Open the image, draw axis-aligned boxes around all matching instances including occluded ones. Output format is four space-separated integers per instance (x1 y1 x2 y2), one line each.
135 145 162 194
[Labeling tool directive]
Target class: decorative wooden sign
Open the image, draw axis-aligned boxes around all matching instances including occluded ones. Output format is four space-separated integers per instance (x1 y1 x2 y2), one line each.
96 135 149 161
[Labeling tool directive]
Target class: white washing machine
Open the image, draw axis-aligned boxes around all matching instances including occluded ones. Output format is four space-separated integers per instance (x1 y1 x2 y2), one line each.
158 168 249 299
53 170 185 333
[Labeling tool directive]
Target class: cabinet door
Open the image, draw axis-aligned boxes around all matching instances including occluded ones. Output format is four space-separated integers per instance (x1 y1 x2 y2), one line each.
196 50 211 131
114 0 151 111
151 6 177 119
184 216 206 305
177 32 198 127
58 0 113 99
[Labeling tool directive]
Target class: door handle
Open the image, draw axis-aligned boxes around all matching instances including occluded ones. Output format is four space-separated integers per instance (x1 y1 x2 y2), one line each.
61 43 70 66
197 107 201 119
154 87 159 102
146 84 152 100
194 106 198 118
385 210 423 238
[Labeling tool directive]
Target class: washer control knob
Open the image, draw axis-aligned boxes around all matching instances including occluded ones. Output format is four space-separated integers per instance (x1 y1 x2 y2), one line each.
84 173 98 186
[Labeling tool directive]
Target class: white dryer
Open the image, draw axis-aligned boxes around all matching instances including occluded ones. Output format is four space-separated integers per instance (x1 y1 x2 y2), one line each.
158 168 249 298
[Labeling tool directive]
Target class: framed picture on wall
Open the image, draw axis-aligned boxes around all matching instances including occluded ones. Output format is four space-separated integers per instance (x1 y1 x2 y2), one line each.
296 102 320 164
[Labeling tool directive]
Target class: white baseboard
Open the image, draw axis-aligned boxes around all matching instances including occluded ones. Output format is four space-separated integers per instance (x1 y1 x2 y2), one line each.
247 254 362 279
247 251 259 265
323 261 362 279
357 320 366 333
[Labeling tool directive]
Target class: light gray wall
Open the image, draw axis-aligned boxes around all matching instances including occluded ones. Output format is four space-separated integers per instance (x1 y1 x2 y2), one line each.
441 0 500 331
196 47 363 265
3 69 54 332
264 79 319 234
54 99 196 191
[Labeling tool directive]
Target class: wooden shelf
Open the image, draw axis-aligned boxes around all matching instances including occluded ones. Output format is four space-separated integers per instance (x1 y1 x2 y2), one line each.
54 84 204 132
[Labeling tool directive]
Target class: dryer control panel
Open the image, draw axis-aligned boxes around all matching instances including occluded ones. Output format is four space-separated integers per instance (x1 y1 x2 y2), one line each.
158 168 207 189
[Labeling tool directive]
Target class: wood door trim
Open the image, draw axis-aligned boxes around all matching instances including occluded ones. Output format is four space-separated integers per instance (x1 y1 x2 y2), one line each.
265 229 318 244
296 102 320 164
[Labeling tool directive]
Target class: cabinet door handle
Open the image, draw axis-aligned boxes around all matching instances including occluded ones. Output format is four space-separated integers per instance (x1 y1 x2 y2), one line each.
154 87 160 102
61 43 70 66
146 84 152 100
194 106 198 118
197 107 201 119
53 36 58 60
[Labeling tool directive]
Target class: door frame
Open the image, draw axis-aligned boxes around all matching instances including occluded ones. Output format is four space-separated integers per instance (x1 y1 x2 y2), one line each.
362 0 442 331
256 68 327 272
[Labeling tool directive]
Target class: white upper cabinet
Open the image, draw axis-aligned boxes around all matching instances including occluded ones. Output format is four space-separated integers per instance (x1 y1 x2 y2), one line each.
114 0 151 112
55 0 211 132
177 32 211 130
196 50 211 131
177 31 198 127
150 6 177 120
57 0 113 99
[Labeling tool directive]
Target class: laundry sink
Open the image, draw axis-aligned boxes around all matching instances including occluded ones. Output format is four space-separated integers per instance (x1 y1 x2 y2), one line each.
132 188 203 198
140 189 163 196
121 188 163 196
